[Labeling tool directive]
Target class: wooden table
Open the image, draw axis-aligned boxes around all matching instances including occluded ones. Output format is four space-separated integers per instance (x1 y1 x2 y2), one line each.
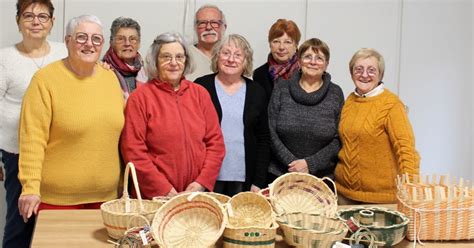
31 207 473 247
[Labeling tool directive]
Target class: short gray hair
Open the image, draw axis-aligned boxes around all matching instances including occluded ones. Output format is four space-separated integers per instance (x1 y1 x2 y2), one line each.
211 34 253 77
145 32 195 80
194 4 226 26
349 48 385 80
109 17 141 43
66 15 103 36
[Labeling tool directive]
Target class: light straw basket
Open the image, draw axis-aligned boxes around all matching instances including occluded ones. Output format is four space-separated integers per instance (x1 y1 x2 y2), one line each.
227 192 274 228
151 192 227 248
100 162 162 239
396 173 474 241
222 221 279 248
269 172 338 217
277 212 348 248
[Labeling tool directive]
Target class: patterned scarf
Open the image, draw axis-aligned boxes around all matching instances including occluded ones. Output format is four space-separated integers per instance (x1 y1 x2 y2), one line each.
268 53 300 83
103 47 144 98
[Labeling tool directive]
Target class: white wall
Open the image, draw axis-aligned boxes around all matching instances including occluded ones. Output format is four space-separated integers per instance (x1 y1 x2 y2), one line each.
399 0 473 178
0 0 472 243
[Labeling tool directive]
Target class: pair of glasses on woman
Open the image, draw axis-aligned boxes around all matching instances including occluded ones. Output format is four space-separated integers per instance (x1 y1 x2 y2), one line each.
22 12 50 23
353 66 378 77
158 53 186 64
70 32 104 46
301 54 326 64
114 35 139 44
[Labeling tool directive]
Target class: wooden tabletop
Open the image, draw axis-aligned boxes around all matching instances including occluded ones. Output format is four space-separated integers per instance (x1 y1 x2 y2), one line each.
31 207 473 247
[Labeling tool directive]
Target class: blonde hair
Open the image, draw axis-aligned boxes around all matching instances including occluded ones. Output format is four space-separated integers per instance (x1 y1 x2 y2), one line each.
210 34 253 77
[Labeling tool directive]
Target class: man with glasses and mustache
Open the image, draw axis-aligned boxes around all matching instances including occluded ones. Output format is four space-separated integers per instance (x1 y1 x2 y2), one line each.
186 4 227 81
17 15 124 221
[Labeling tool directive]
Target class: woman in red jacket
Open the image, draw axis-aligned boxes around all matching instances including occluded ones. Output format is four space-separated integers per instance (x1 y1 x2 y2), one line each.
120 32 225 198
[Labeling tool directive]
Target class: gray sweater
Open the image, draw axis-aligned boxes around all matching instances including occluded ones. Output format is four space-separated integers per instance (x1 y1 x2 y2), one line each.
268 72 344 178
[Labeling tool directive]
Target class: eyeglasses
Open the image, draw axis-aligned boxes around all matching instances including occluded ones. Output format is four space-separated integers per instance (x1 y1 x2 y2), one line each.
353 66 378 77
21 12 51 23
114 35 139 44
271 39 294 47
158 53 186 64
196 20 223 29
301 54 326 64
72 32 104 46
220 50 243 61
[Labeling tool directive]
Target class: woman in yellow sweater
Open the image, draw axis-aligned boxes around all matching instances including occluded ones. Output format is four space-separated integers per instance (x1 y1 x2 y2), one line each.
335 48 420 204
17 15 124 222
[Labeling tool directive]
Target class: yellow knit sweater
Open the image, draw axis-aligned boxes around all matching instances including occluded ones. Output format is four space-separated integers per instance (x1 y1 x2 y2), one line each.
18 60 124 205
335 90 419 203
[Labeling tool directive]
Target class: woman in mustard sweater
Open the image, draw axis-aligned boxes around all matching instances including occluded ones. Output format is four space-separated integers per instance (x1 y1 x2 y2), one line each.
335 48 420 204
17 15 124 221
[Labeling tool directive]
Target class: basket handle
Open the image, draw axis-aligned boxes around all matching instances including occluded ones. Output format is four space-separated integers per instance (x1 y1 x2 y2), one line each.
126 214 150 230
123 162 144 213
322 176 338 200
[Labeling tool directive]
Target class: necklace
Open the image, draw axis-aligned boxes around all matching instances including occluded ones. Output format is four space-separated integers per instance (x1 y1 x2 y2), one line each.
20 42 49 69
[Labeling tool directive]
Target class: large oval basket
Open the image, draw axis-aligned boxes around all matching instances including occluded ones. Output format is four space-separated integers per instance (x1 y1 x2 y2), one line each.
100 162 162 239
151 192 227 248
227 192 273 228
269 172 338 217
277 212 348 248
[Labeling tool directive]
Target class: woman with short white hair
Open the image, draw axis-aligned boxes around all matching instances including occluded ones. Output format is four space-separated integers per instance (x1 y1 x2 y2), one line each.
18 14 124 220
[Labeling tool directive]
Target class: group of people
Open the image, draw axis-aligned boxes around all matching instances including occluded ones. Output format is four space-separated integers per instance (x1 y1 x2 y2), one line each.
0 0 420 247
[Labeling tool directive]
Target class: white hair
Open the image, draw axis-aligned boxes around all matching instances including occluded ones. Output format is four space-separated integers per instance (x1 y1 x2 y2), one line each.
66 15 103 36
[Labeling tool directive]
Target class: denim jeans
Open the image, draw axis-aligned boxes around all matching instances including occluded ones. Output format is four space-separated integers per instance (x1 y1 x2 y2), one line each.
1 150 35 248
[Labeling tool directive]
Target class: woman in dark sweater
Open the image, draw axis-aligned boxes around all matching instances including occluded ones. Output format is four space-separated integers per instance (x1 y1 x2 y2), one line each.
195 34 270 196
268 38 344 185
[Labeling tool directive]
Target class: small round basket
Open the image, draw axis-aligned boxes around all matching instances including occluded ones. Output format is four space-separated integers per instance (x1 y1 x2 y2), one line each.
222 221 279 248
338 207 409 246
269 172 338 217
151 192 227 248
101 162 163 239
277 212 348 248
226 192 273 228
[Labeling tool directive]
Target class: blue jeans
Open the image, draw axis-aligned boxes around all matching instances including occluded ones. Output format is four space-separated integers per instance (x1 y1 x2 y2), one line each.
1 150 34 248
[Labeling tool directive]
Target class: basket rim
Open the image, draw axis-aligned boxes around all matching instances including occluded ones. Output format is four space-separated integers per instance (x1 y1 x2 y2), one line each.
337 206 409 230
277 212 347 235
100 198 161 215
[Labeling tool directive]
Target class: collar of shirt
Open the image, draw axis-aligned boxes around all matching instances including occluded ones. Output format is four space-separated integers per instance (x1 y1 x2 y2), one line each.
355 82 385 98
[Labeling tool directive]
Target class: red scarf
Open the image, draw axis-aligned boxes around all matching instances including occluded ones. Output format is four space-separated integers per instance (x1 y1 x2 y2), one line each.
103 47 144 96
268 53 300 83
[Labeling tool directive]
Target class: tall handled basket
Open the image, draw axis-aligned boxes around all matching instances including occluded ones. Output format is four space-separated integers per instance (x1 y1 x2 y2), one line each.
100 162 162 239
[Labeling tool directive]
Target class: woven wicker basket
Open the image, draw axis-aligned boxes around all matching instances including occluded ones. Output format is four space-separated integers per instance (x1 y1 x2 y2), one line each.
397 173 474 241
269 173 338 217
227 192 274 228
151 192 227 248
100 162 163 239
338 206 409 246
277 212 348 248
222 221 279 248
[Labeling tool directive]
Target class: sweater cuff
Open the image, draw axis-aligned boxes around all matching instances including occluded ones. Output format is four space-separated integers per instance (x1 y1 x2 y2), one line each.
21 180 41 196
